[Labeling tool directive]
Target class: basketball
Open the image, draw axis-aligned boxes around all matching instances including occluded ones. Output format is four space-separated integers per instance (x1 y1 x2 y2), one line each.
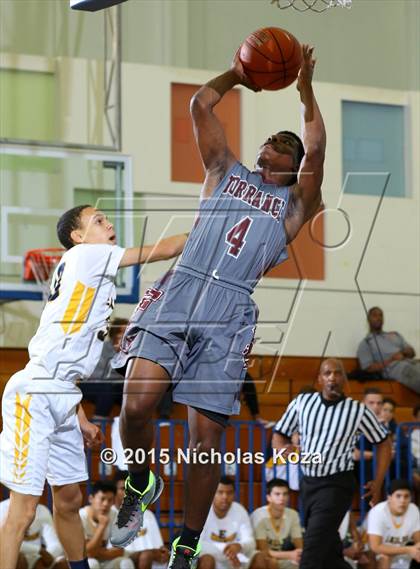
239 27 302 90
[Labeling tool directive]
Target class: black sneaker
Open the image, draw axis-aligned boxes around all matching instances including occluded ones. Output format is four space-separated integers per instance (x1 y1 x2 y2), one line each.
167 537 201 569
110 471 164 547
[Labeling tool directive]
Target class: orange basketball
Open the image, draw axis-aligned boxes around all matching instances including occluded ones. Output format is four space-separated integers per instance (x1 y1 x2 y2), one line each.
239 27 302 90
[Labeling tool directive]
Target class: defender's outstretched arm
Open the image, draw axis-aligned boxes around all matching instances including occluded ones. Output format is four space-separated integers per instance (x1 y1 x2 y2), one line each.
119 232 189 267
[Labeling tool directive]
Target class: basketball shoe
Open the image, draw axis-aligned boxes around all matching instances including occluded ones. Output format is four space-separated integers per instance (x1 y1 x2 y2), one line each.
110 471 164 547
167 538 201 569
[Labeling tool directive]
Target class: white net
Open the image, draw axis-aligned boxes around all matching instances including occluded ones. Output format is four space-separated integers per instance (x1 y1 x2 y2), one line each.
271 0 352 12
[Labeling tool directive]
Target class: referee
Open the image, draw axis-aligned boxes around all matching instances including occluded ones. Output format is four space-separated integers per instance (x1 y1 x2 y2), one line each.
272 358 392 569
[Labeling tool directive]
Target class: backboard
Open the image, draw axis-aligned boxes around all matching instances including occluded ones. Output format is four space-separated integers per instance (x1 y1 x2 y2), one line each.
0 145 138 303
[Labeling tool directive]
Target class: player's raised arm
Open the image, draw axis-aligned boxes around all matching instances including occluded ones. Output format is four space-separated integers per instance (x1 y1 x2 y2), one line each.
285 45 326 240
190 56 259 198
119 232 188 267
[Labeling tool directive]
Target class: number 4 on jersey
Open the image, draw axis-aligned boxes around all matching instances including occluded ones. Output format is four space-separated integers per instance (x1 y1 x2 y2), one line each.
225 217 253 258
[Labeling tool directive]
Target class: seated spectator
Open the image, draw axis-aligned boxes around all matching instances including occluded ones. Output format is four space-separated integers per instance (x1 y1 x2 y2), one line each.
0 499 66 569
113 471 169 569
250 478 302 569
382 399 398 437
367 479 420 569
357 307 420 394
79 481 134 569
80 318 128 419
198 476 255 569
354 388 385 481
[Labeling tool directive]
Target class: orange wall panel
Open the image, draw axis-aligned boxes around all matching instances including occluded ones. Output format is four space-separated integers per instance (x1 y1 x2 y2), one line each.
266 211 325 280
171 83 240 183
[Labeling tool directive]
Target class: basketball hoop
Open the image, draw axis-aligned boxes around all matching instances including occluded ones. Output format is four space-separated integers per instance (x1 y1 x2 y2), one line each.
23 248 64 301
271 0 352 12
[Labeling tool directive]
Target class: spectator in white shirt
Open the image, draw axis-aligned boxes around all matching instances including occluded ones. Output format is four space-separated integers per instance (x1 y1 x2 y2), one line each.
198 476 255 569
367 479 420 569
0 499 66 569
79 481 134 569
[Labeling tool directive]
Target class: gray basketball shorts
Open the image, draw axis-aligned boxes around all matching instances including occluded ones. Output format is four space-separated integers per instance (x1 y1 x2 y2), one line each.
113 269 258 415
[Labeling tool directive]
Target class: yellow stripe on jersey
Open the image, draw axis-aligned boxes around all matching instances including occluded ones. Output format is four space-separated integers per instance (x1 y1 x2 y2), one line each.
13 393 32 482
61 281 95 334
70 285 95 334
61 281 85 333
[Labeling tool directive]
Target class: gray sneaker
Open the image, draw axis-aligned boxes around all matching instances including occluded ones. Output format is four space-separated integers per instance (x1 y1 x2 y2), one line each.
110 471 164 547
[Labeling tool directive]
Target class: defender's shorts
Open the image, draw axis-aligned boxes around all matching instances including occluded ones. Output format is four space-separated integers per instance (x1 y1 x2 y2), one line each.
0 364 88 496
113 267 258 416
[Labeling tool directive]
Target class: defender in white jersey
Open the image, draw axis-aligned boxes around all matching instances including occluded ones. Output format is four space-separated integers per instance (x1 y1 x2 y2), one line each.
0 204 188 569
367 479 420 569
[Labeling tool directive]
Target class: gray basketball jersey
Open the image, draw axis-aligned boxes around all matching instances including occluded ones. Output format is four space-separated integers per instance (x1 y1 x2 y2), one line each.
180 161 290 292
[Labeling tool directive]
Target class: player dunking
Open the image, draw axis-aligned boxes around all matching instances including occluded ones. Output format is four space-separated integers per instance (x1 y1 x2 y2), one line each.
111 45 325 569
0 204 187 569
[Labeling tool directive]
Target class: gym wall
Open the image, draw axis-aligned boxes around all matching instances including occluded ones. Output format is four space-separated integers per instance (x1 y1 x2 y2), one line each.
0 0 418 357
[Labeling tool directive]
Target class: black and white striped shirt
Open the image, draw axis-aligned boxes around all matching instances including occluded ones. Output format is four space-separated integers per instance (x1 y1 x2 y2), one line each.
274 392 388 477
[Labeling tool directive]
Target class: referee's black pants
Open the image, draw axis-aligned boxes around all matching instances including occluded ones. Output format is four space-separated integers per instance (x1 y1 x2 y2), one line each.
300 470 355 569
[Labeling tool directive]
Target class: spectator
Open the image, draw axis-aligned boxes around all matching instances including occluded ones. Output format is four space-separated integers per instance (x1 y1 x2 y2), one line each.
357 307 420 394
250 478 303 569
382 399 398 437
198 476 255 569
112 471 169 569
363 388 385 419
0 499 66 569
367 479 420 569
80 318 128 419
79 481 134 569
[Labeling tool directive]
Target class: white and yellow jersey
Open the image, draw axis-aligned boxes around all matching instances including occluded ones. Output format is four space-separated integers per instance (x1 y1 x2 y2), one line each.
367 501 420 547
28 243 125 382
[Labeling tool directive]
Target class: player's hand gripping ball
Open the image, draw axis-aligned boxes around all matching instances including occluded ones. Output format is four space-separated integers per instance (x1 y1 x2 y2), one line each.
239 27 302 90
